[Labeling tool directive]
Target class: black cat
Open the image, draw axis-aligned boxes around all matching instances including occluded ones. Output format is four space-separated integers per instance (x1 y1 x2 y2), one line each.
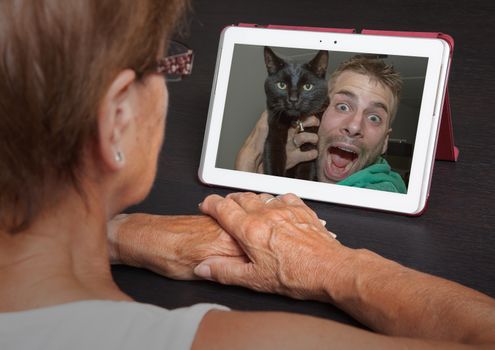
263 47 329 180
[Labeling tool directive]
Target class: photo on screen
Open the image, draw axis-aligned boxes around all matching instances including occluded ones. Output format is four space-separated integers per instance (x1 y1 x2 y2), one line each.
215 44 428 194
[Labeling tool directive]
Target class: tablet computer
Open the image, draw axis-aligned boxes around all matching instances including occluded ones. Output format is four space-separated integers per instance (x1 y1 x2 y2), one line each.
199 25 452 215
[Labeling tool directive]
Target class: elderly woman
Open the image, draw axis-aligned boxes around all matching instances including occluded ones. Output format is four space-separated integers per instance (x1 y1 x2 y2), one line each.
1 1 495 349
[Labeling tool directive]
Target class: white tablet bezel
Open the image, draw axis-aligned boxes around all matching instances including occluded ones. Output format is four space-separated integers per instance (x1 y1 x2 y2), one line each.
199 26 451 215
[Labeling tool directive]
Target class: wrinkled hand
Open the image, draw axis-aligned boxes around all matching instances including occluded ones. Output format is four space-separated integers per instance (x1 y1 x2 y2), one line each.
108 213 244 280
285 116 320 170
195 192 346 301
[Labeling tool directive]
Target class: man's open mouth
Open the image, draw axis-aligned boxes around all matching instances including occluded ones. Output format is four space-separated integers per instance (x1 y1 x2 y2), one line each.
324 145 359 181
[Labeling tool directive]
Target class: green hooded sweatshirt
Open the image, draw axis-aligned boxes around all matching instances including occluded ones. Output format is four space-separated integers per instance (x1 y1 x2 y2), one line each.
337 157 407 194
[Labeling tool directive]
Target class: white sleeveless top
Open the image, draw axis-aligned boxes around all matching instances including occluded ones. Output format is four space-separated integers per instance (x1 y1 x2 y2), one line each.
0 300 227 350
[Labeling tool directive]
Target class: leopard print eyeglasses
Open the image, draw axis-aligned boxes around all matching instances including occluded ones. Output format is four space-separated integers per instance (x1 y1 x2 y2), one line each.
156 40 194 82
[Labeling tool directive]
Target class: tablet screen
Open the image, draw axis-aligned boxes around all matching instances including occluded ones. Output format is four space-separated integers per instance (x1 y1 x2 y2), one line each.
215 44 429 194
199 26 450 214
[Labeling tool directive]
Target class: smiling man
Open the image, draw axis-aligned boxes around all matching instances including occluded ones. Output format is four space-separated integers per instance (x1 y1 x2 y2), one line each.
235 56 407 193
315 56 406 193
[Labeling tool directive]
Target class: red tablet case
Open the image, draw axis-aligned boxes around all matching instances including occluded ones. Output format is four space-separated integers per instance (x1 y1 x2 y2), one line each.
238 23 459 161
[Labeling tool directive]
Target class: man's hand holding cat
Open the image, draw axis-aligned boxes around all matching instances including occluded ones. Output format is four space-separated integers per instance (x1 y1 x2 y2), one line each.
235 111 269 173
235 112 320 173
286 116 319 170
194 192 348 302
108 213 244 279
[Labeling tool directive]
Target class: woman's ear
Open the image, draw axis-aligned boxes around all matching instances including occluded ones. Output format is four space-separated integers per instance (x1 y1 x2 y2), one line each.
96 69 137 171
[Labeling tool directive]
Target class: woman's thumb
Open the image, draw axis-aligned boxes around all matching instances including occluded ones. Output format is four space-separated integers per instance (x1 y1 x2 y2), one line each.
194 256 250 286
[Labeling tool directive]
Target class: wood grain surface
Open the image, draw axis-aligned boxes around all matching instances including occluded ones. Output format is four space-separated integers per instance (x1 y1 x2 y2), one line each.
113 0 495 326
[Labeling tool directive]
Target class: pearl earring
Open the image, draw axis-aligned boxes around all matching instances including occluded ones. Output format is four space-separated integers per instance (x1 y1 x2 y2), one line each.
115 151 124 163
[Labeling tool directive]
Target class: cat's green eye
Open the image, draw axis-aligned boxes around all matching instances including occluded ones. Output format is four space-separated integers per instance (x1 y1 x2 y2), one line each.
303 83 313 91
277 82 287 90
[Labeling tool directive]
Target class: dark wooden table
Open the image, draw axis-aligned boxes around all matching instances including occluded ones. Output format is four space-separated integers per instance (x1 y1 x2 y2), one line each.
113 0 495 328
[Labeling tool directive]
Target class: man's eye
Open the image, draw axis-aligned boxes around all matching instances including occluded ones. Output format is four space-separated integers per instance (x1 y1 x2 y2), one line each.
303 83 313 91
277 82 287 89
368 114 382 123
336 103 350 112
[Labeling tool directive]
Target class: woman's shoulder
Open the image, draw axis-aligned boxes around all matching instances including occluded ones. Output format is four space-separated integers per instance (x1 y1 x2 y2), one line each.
0 300 228 350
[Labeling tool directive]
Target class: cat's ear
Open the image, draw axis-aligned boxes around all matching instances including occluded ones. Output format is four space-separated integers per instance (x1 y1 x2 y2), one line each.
307 50 329 78
264 47 285 74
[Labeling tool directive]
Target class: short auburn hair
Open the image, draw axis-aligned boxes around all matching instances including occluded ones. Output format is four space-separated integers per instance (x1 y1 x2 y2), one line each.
328 56 403 125
0 0 188 233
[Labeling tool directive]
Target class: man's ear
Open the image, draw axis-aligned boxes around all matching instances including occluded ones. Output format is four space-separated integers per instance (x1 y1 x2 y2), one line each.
382 128 392 154
96 69 137 171
381 128 392 154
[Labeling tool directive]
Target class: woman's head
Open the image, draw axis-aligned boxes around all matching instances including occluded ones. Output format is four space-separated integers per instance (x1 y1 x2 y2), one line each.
0 0 188 232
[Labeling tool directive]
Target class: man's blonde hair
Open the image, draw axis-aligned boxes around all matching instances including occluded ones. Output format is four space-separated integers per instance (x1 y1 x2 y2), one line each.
329 56 403 125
